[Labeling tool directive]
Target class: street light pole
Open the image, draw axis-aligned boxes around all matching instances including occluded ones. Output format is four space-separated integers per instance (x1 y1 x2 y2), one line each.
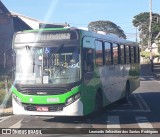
148 0 153 71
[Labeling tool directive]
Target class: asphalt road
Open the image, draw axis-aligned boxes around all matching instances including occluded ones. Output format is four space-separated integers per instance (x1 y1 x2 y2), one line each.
0 64 160 137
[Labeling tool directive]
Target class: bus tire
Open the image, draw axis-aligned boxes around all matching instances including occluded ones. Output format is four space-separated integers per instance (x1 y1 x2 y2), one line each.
95 90 103 111
121 82 130 103
88 90 103 119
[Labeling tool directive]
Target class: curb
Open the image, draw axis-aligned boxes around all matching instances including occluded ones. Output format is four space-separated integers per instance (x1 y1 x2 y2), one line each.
0 107 13 117
0 112 13 117
152 72 160 79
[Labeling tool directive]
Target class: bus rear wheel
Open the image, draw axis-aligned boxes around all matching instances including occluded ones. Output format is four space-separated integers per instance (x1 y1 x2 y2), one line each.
88 91 103 119
122 82 130 103
87 90 103 119
95 91 103 112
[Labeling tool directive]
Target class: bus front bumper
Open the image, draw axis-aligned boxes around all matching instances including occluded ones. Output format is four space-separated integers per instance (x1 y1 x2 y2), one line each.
12 97 83 116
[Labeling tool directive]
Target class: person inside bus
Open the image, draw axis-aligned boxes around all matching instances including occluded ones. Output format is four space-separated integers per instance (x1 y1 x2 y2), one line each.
86 49 94 72
69 59 79 68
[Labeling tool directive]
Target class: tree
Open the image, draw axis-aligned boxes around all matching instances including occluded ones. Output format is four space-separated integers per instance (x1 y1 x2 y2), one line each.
140 51 160 59
132 12 160 50
88 20 126 39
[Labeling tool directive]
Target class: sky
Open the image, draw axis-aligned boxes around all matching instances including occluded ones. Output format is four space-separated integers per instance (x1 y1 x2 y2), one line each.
1 0 160 41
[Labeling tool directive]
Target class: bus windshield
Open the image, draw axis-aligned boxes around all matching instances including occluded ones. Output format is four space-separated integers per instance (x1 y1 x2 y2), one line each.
15 44 80 85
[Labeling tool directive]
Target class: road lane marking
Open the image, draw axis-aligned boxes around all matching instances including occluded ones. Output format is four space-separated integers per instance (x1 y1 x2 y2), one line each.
121 101 132 106
134 94 151 112
136 116 154 128
110 94 150 112
140 78 145 81
9 120 22 128
106 116 120 128
0 116 11 123
133 94 144 111
137 94 151 112
110 109 150 112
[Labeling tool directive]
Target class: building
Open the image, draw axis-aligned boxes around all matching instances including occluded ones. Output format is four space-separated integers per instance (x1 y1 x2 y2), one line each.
0 1 65 75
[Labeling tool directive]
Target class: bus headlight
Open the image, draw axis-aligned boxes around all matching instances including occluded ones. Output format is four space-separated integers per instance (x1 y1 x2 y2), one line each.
66 93 80 106
74 93 80 100
13 94 22 106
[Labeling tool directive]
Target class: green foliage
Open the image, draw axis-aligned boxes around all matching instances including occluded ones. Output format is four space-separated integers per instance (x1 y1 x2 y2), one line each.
132 12 160 49
140 51 150 58
152 24 160 38
133 12 150 27
88 20 126 39
158 43 160 53
140 51 160 59
0 81 5 89
0 79 12 108
0 89 6 104
0 89 12 108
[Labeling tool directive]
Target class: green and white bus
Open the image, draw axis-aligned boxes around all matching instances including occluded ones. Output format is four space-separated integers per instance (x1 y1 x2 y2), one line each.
11 28 140 116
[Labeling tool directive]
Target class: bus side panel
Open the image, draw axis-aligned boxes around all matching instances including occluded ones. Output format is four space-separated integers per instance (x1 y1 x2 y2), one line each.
129 63 140 93
81 36 97 115
81 36 110 115
80 31 140 116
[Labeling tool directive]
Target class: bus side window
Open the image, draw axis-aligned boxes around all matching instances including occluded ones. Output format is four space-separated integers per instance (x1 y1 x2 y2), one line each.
130 46 134 63
83 48 94 72
138 47 140 63
134 46 136 63
112 43 118 64
95 41 103 66
135 47 140 63
125 45 130 64
120 45 125 64
105 42 112 65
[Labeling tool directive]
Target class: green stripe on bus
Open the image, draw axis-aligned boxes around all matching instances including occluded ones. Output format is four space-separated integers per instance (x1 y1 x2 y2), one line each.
12 85 81 104
23 28 69 33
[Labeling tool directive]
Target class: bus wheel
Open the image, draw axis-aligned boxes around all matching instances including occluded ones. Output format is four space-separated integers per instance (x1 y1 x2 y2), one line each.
95 91 103 111
121 82 130 103
87 90 103 119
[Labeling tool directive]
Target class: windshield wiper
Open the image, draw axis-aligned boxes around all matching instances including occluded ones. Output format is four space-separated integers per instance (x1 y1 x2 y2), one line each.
25 45 35 73
50 43 65 77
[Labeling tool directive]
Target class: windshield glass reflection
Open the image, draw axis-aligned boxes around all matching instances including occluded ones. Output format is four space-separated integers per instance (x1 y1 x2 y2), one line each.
15 45 80 84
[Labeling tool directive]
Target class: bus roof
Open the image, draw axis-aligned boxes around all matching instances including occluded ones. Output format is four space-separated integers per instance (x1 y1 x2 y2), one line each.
79 29 139 47
20 27 138 47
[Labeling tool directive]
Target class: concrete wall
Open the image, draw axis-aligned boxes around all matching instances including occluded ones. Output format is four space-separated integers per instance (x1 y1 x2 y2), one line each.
0 13 14 74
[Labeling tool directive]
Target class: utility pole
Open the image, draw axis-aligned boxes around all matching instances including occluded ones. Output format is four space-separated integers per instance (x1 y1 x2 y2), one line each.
136 27 138 42
148 0 153 71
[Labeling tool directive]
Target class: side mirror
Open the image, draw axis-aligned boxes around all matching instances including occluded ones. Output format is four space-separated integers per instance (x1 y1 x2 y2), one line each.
4 49 16 71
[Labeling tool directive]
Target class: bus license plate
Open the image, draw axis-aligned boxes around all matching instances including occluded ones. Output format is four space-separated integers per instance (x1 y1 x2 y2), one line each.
36 106 48 112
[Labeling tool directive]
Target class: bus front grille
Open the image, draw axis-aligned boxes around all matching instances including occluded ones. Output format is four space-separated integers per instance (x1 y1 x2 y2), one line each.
14 81 81 95
15 85 69 95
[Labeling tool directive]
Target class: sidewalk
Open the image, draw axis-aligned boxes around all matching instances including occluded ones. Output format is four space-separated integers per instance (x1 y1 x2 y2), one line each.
152 63 160 78
0 107 13 116
141 63 160 78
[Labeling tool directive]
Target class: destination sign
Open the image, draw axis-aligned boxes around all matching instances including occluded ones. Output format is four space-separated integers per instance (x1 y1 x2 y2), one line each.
37 33 71 41
15 31 78 43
